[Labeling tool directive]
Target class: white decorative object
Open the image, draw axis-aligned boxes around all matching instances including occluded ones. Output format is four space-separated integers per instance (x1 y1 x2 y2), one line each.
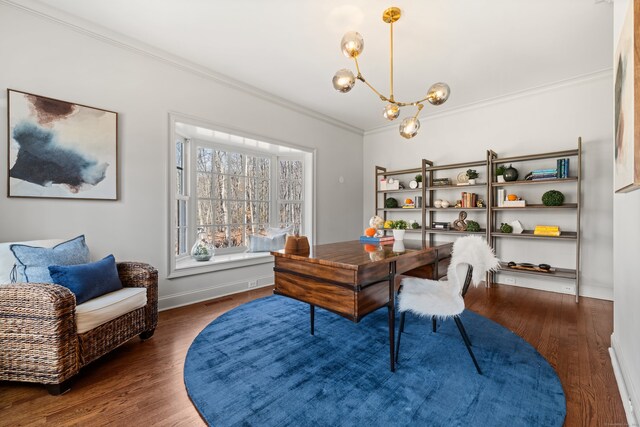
392 229 405 240
409 180 418 189
497 189 505 207
510 220 524 234
433 199 443 208
503 200 526 207
441 200 450 208
392 240 405 253
497 175 505 183
468 178 476 185
369 215 385 237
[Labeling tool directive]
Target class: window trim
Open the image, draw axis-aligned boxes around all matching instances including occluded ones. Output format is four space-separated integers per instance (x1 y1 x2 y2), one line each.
168 113 316 279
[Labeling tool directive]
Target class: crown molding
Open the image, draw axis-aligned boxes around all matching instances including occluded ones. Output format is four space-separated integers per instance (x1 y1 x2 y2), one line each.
1 0 364 136
364 68 614 136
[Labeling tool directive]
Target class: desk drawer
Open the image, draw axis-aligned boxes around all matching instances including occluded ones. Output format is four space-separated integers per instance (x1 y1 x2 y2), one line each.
274 271 355 318
275 258 355 285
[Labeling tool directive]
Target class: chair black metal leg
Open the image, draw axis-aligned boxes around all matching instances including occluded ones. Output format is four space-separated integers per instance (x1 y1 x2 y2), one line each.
455 315 472 346
432 316 437 333
454 316 482 375
310 304 315 336
395 311 406 363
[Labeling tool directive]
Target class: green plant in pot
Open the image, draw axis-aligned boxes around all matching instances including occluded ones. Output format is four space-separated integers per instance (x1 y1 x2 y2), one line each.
500 223 513 233
496 165 506 182
466 169 479 185
542 190 565 206
391 219 408 241
503 164 519 182
414 173 423 188
385 197 398 208
466 220 480 232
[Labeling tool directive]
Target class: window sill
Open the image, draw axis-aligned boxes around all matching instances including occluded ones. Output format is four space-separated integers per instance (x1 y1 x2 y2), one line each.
169 252 274 279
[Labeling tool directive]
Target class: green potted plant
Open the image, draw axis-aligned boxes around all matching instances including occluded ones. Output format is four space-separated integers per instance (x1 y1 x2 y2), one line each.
415 174 423 188
466 169 479 185
541 190 564 206
391 219 408 240
496 165 506 183
466 220 480 232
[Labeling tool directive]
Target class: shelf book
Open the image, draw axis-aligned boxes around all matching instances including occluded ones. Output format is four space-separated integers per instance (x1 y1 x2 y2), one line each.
359 235 394 244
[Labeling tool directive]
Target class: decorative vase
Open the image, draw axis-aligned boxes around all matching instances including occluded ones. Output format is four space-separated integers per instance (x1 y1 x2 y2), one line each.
191 231 215 261
468 178 476 185
441 200 450 208
504 165 519 182
433 199 443 208
392 229 405 240
392 240 405 254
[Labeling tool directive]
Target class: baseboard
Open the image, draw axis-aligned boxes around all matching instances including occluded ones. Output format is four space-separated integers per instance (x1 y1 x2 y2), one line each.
493 280 613 301
158 275 273 311
610 334 639 426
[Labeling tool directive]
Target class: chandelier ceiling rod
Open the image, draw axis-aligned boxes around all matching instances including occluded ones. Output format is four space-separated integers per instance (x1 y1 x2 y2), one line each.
332 6 450 139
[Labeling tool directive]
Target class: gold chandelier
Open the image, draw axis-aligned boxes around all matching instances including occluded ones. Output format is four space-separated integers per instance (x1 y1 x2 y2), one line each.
332 6 450 139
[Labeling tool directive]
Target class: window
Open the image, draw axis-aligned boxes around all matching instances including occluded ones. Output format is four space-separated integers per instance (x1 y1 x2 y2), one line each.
170 117 313 276
195 147 272 250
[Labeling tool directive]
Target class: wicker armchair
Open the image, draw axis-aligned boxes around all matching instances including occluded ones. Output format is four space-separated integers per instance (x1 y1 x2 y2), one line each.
0 261 158 395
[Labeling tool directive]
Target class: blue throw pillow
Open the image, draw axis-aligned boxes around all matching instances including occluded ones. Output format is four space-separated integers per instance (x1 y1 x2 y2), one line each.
10 235 90 283
48 254 123 305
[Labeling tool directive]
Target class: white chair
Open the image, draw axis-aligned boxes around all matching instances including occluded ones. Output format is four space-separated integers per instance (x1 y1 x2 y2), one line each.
395 236 499 374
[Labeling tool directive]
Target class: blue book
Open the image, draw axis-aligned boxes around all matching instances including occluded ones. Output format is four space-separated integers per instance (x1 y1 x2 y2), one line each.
564 158 570 178
359 236 394 244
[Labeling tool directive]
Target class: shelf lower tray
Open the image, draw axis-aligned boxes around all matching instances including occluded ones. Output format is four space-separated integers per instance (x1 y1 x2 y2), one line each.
496 262 576 280
491 230 577 240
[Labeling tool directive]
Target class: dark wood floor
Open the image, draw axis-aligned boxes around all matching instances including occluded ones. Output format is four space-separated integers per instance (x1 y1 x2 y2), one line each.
0 284 625 426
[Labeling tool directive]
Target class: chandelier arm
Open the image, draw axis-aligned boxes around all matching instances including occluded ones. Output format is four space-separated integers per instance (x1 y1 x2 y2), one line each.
353 58 391 102
412 103 424 119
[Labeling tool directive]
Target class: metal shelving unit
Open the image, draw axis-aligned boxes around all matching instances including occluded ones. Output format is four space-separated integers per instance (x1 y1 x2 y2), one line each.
423 156 491 245
488 138 582 302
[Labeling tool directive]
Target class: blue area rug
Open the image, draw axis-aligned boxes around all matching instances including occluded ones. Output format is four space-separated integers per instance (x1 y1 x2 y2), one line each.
184 296 565 426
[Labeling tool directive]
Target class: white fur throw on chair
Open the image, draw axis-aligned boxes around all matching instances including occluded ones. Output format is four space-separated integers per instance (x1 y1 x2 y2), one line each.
398 236 500 318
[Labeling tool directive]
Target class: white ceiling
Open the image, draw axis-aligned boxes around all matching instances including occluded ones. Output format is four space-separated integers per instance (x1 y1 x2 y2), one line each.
23 0 613 133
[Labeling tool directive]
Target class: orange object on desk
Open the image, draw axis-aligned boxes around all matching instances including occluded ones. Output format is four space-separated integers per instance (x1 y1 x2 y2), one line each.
507 194 518 201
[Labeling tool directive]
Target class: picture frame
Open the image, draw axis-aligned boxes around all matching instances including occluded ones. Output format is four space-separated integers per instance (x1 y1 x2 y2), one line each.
7 89 118 200
614 0 640 193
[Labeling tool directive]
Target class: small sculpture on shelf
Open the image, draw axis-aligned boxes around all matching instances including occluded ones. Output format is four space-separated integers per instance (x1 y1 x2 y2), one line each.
500 223 514 234
452 211 468 231
455 200 463 208
476 199 485 208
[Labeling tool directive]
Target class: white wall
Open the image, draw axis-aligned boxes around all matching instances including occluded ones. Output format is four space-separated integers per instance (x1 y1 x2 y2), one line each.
611 0 640 423
363 73 613 300
0 4 364 309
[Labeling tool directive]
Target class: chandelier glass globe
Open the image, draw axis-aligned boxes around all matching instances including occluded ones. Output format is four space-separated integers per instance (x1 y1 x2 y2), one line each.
427 82 451 106
399 117 420 139
332 69 356 93
383 104 400 121
341 31 364 58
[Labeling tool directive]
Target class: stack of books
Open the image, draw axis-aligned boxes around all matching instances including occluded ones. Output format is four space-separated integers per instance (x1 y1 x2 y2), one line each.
556 158 570 178
431 222 450 230
533 225 561 236
433 178 451 186
359 235 394 244
529 168 558 181
460 192 478 208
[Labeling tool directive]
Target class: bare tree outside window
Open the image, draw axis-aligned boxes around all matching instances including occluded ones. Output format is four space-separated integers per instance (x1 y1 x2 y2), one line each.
196 147 272 249
278 159 303 234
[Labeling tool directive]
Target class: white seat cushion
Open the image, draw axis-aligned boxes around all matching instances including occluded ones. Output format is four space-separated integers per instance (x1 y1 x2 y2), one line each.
398 277 465 318
76 287 147 334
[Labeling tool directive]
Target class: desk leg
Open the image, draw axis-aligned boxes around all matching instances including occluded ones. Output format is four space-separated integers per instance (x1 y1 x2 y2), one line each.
310 304 315 336
388 261 396 372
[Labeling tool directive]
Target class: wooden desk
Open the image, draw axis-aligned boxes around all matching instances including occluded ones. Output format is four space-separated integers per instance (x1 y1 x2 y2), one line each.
272 240 452 372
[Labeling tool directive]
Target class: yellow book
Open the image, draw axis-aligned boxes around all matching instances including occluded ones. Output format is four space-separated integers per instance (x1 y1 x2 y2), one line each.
534 229 561 236
535 225 559 231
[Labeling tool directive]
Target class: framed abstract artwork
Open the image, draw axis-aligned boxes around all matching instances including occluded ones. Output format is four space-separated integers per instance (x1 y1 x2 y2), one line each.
614 0 640 193
7 89 118 200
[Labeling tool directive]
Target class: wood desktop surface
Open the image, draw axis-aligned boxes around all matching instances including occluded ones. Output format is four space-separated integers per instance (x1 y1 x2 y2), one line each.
272 240 452 322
